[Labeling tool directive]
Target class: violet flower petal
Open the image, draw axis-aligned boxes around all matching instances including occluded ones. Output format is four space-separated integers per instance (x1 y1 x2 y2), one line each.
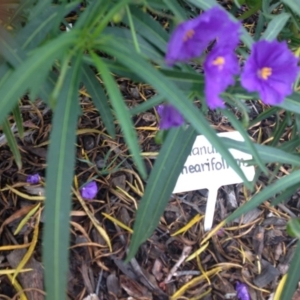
165 6 241 65
26 174 40 184
156 104 184 130
80 181 98 200
241 40 299 105
236 282 250 300
204 45 239 109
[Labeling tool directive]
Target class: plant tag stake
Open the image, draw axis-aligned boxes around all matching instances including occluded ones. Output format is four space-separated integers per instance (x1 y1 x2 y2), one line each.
173 131 255 231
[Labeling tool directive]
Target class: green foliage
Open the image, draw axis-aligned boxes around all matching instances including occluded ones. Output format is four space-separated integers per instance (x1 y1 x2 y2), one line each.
1 0 300 299
127 126 197 261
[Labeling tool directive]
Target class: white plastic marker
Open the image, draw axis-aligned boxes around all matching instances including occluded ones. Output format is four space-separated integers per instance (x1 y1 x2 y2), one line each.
173 131 255 231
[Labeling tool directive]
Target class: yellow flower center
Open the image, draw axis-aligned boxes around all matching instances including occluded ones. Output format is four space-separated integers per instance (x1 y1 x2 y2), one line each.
258 67 272 80
212 56 225 70
183 29 195 42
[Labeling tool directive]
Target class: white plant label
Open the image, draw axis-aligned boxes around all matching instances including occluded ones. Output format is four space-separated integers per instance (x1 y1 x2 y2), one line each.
173 131 255 231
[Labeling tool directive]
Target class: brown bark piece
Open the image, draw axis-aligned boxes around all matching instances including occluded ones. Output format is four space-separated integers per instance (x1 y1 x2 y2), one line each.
6 249 44 300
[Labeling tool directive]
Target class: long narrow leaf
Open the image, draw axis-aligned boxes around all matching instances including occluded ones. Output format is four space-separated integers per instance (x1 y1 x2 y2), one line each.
261 13 290 41
222 110 267 174
226 169 300 222
2 118 22 170
130 94 165 116
81 64 116 138
278 93 300 114
0 31 78 126
12 103 24 138
277 240 300 299
0 26 25 67
129 6 168 52
221 137 300 166
43 55 81 300
127 126 197 260
281 0 300 16
101 27 163 63
90 52 146 178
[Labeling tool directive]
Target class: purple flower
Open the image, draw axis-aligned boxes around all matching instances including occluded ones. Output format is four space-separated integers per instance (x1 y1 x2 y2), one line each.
165 6 241 65
236 282 250 300
156 104 184 129
241 40 299 105
204 46 239 109
80 181 98 200
26 174 40 184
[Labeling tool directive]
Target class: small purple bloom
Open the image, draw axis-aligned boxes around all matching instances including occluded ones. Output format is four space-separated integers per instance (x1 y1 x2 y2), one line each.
241 40 299 105
26 174 40 184
236 282 250 300
165 6 241 65
156 104 184 130
204 46 239 109
80 181 98 200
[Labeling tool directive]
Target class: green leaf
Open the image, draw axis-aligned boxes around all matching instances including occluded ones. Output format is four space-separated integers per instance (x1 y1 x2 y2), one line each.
128 6 168 52
90 52 146 178
43 55 81 300
84 55 205 93
0 31 77 126
245 0 262 8
287 218 300 238
282 0 300 16
16 5 68 50
254 13 265 40
226 169 300 222
163 0 187 21
248 106 277 128
280 240 300 299
130 94 165 116
221 137 300 166
2 118 22 170
278 93 300 114
99 42 251 188
261 13 290 40
127 126 197 260
238 1 261 20
82 64 116 138
279 137 300 152
12 103 24 138
270 183 299 206
270 114 288 147
0 26 25 68
101 27 163 63
186 0 218 10
222 109 267 174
